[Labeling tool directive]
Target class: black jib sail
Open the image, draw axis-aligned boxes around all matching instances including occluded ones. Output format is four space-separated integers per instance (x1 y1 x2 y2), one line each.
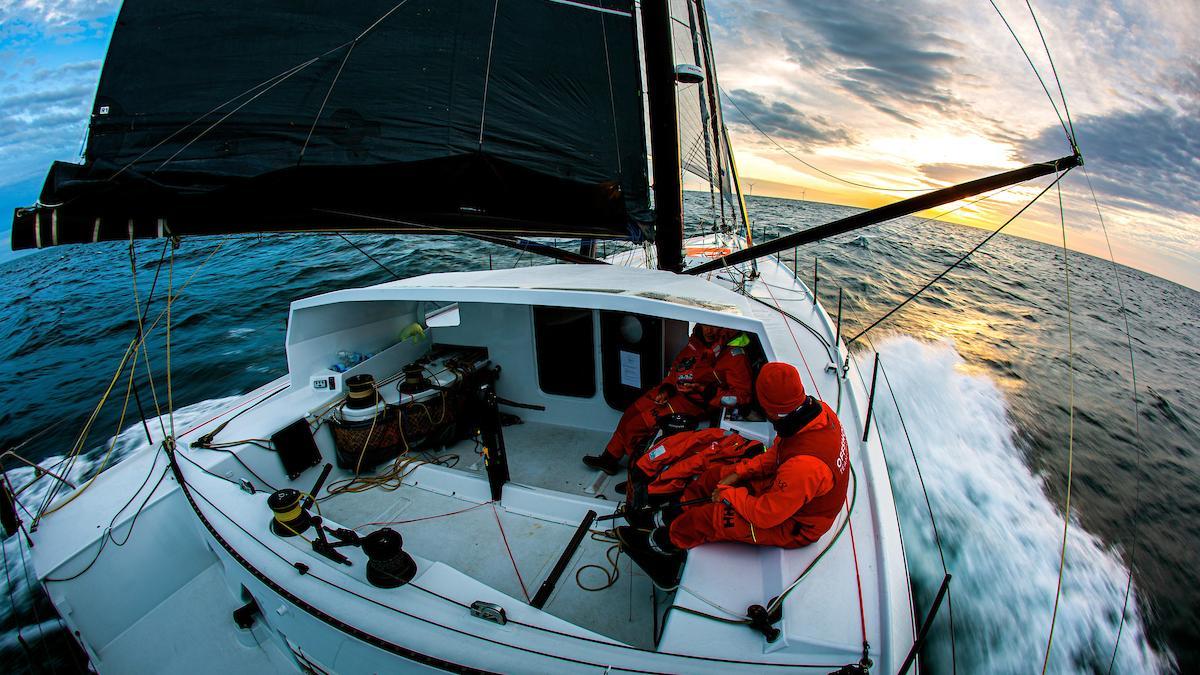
11 0 651 250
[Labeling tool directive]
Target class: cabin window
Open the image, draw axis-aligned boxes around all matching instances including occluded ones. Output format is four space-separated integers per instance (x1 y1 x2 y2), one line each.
425 302 461 327
533 307 596 397
600 312 665 411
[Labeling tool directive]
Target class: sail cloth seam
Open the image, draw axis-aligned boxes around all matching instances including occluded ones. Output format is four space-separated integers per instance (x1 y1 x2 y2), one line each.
317 209 607 265
600 12 623 177
846 172 1068 345
1041 174 1075 674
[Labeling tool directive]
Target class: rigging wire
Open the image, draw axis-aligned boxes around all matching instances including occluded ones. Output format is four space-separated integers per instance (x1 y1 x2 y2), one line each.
298 41 358 164
1041 174 1075 674
721 87 928 193
1024 0 1077 146
477 0 502 149
846 172 1067 345
337 234 402 281
1080 169 1146 674
131 0 417 176
986 0 1076 150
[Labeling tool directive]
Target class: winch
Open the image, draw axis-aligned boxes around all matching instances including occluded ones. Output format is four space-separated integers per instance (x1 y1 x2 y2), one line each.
330 346 488 472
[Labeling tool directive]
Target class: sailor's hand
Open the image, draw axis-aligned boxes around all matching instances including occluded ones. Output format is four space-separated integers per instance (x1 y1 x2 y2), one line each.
718 472 740 487
712 482 734 503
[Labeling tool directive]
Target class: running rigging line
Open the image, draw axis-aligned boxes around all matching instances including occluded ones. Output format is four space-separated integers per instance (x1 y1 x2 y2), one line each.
1041 175 1075 674
988 0 1077 152
1082 167 1145 674
845 172 1069 345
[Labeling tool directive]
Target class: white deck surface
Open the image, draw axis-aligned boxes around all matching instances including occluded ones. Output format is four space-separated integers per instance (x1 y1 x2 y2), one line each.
450 421 620 497
99 563 289 674
320 421 656 648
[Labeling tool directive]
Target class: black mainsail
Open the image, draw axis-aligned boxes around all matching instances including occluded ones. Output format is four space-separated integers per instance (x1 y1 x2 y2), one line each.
11 0 652 249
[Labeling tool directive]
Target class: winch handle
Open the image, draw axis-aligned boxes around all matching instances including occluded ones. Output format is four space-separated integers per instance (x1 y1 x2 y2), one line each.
303 463 333 509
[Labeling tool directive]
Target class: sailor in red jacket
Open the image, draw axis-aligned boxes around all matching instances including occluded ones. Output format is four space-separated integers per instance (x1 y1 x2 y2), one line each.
617 362 850 589
582 325 753 474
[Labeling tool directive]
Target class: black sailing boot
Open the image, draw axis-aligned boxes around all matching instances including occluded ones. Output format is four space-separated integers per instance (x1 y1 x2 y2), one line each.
582 452 621 475
615 526 684 591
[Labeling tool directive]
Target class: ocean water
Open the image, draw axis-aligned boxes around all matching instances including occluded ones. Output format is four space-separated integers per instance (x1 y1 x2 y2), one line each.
0 195 1195 672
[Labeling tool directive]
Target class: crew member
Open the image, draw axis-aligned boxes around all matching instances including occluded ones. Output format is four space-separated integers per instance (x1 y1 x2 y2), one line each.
582 325 753 475
617 362 850 589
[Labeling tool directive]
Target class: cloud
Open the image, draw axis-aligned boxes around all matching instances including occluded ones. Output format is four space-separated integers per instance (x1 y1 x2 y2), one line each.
769 0 969 122
917 162 1010 185
0 58 98 186
1021 106 1200 218
723 88 856 149
0 1 119 42
31 58 98 81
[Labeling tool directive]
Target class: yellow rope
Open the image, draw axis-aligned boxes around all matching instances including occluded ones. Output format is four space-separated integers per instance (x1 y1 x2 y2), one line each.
1041 177 1075 673
166 244 175 439
44 338 142 515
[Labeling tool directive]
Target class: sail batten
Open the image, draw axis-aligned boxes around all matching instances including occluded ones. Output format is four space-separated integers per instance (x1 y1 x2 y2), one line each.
12 0 652 250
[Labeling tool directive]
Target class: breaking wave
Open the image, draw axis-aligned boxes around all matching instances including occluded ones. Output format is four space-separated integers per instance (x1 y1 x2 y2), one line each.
865 336 1170 673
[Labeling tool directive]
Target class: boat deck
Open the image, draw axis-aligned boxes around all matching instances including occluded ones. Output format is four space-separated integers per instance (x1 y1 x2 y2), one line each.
321 465 658 648
446 421 620 498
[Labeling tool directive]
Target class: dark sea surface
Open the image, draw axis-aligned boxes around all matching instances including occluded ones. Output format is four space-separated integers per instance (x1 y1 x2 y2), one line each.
0 195 1195 673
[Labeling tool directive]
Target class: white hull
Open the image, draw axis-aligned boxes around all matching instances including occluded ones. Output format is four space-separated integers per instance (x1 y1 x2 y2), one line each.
28 247 916 673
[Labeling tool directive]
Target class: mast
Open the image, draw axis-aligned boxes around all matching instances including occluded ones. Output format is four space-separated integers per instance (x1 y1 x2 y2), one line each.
641 0 684 272
693 0 752 244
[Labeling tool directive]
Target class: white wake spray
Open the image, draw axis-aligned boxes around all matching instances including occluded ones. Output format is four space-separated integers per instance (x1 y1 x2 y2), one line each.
0 395 242 631
865 336 1169 673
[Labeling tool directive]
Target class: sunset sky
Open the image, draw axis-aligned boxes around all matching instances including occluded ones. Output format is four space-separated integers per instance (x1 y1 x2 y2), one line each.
1 0 1197 288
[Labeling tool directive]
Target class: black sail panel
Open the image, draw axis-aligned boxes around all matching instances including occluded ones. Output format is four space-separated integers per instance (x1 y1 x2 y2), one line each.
12 0 651 250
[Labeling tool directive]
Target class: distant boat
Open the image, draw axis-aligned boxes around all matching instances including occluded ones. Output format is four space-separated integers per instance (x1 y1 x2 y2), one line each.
5 1 1079 672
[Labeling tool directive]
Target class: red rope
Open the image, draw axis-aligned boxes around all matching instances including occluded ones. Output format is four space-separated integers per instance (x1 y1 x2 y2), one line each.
758 261 864 648
179 383 288 438
844 492 869 651
762 277 824 401
763 270 865 650
357 500 492 530
491 503 530 602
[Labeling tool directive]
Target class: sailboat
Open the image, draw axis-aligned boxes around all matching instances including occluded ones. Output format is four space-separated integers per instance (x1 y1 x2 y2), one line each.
4 1 1082 672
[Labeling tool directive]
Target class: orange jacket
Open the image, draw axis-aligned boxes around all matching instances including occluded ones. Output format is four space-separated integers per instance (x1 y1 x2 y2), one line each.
715 401 850 539
660 332 753 411
706 342 753 409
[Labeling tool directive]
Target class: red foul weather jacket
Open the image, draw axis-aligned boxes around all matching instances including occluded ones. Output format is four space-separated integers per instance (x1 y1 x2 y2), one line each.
715 400 850 543
661 332 753 411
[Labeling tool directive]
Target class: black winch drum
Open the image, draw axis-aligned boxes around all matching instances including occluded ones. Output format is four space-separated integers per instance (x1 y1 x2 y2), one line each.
344 373 379 409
